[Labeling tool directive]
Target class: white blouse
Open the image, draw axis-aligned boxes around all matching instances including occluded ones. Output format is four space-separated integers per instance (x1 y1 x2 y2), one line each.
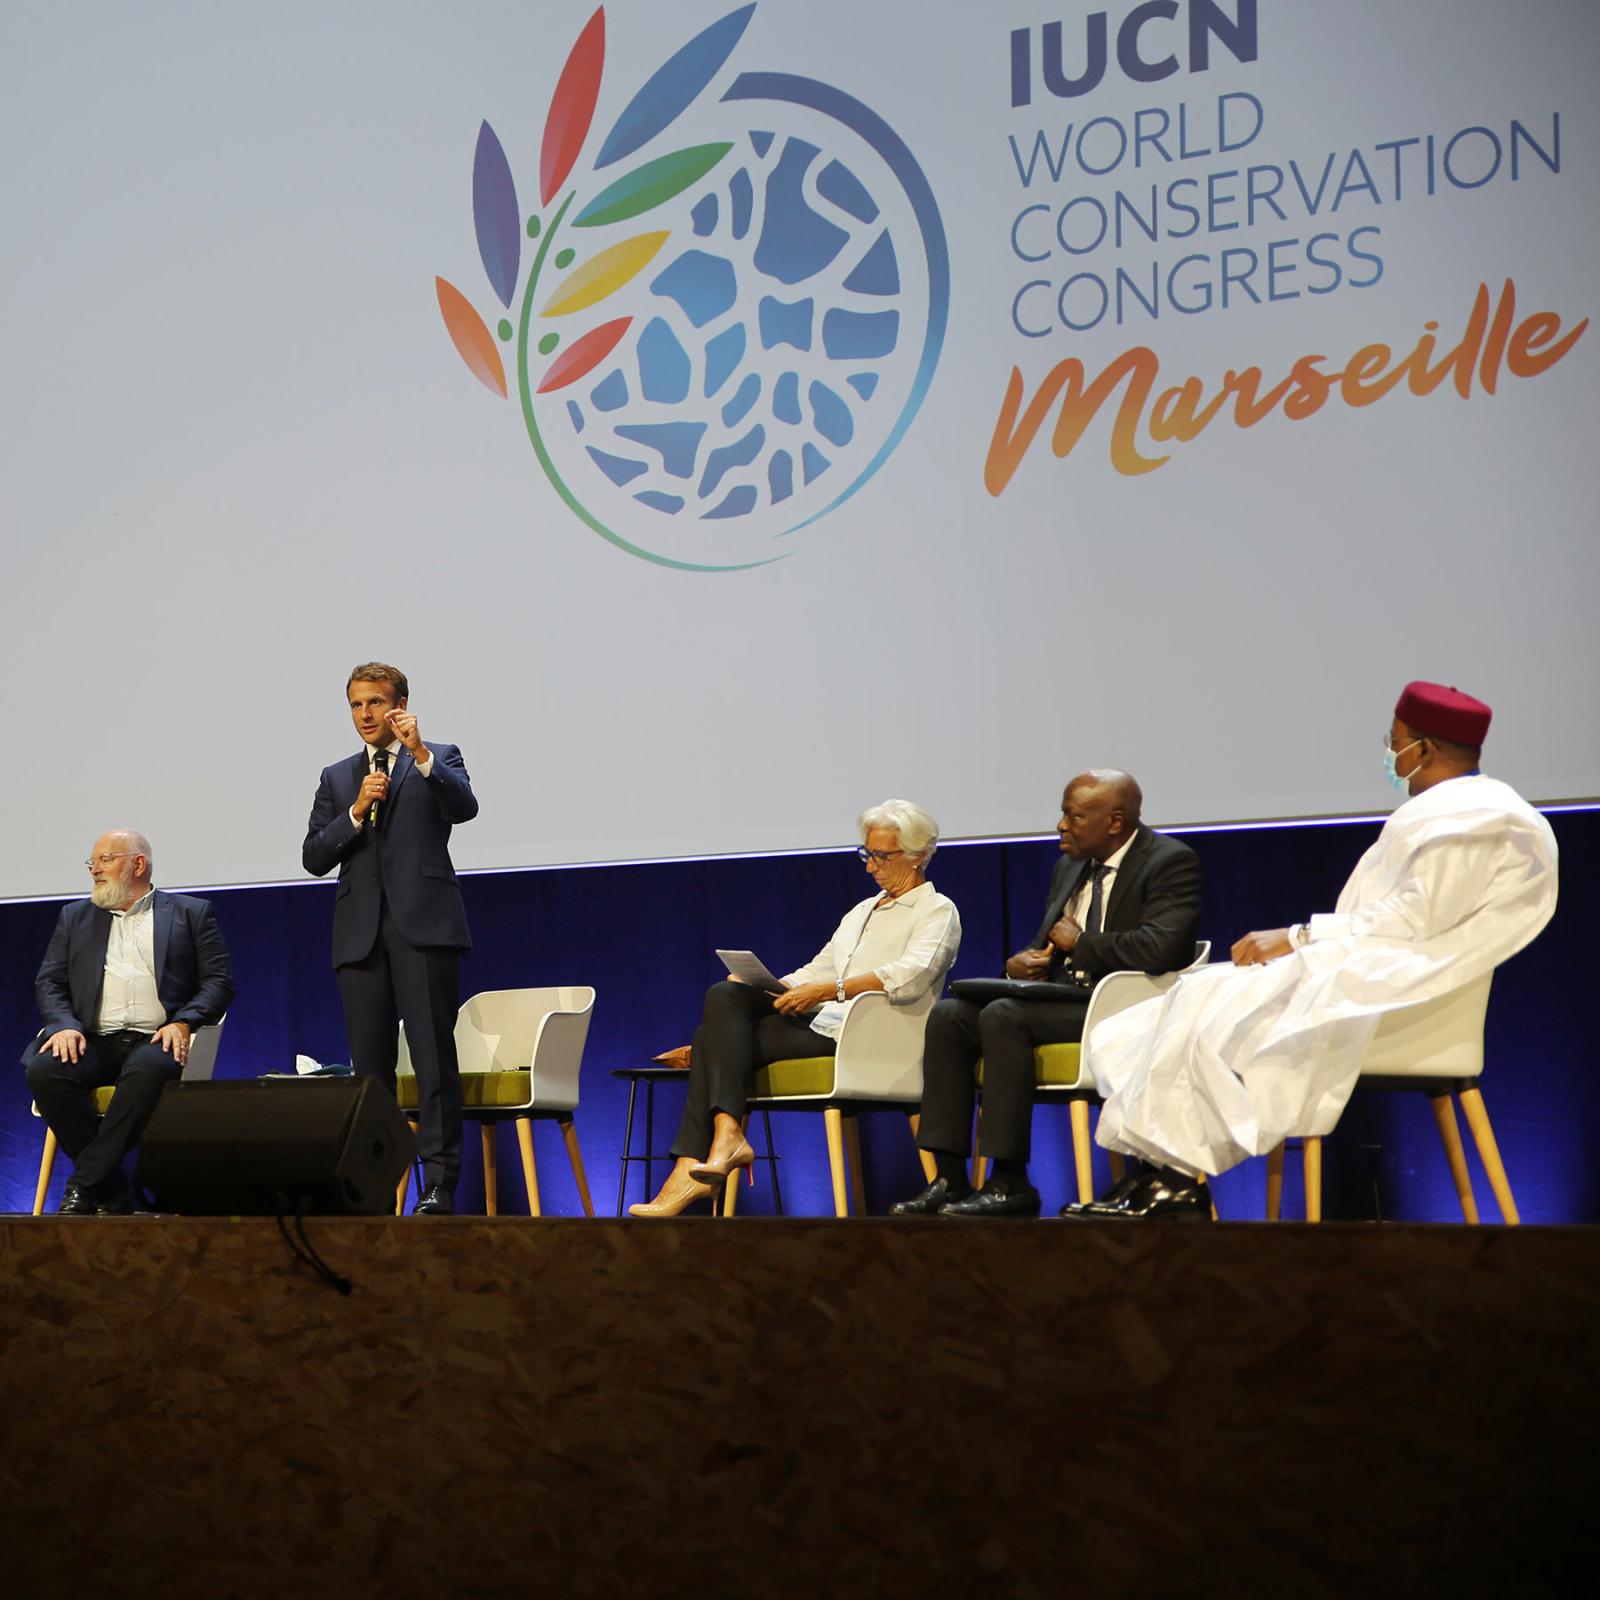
781 880 962 1009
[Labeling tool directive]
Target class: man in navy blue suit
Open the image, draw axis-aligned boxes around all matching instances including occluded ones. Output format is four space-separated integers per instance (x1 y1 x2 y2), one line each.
302 662 479 1215
24 830 234 1214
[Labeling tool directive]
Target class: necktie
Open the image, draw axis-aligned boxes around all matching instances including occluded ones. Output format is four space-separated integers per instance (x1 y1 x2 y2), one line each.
1084 864 1107 935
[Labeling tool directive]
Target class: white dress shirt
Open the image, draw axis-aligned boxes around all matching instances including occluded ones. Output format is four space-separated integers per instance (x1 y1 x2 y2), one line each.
348 739 435 828
95 888 166 1034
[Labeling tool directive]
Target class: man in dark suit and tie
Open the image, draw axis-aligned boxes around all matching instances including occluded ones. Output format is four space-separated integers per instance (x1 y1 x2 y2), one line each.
891 770 1203 1217
302 662 479 1215
24 830 235 1214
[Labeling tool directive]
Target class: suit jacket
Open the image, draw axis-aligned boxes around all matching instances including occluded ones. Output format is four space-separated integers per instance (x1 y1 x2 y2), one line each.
302 742 479 967
1029 826 1203 984
24 890 235 1059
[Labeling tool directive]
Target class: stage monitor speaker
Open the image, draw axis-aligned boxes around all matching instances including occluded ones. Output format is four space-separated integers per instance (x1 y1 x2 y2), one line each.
136 1078 417 1216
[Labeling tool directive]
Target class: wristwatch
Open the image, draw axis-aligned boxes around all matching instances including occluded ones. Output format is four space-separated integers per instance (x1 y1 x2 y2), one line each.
836 976 847 1002
1291 923 1309 948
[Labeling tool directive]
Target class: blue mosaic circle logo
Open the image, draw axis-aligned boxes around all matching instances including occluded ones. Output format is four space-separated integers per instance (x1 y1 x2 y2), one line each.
435 5 950 570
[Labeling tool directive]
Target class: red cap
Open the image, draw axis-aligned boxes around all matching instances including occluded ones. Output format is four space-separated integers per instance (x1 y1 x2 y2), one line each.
1395 681 1492 746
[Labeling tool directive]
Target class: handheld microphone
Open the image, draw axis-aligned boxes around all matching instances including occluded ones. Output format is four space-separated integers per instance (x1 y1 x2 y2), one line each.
370 748 390 828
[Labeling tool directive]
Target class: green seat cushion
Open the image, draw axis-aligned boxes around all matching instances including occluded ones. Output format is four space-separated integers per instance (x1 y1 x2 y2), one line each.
397 1071 533 1111
975 1043 1082 1089
1033 1043 1083 1087
752 1058 838 1098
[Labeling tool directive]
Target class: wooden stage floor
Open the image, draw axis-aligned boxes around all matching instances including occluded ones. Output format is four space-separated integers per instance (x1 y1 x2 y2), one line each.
3 1217 1596 1597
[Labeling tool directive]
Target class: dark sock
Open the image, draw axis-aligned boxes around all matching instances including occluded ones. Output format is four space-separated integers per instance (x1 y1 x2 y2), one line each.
933 1152 972 1192
987 1159 1028 1194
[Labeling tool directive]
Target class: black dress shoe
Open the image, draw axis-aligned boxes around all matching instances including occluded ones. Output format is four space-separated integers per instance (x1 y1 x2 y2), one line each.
939 1184 1042 1219
57 1178 97 1215
413 1185 455 1216
94 1173 135 1215
889 1177 973 1216
1063 1169 1211 1221
1059 1170 1144 1217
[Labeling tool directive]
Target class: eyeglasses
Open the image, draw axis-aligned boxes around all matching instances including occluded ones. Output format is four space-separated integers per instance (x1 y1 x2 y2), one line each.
83 852 136 869
856 847 905 864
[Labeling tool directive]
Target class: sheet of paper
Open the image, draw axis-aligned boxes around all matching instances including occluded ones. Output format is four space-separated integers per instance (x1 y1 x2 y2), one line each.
715 949 786 992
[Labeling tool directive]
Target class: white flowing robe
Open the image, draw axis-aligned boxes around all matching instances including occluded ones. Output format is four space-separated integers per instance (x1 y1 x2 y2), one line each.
1092 775 1559 1177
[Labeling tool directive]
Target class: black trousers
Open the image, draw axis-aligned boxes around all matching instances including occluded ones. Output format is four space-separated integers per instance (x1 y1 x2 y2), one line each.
25 1031 183 1189
670 980 835 1161
915 994 1090 1165
337 899 463 1190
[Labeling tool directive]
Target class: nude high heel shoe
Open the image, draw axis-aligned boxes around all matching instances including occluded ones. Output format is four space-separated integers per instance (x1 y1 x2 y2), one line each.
627 1168 715 1218
688 1139 755 1184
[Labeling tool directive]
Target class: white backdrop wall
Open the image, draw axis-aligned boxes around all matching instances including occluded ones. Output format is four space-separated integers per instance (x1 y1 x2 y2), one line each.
4 0 1596 899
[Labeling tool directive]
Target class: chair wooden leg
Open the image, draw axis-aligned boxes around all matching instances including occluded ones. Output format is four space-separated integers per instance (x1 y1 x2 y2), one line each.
842 1114 866 1217
1108 1150 1126 1186
481 1124 498 1217
972 1105 987 1191
1427 1090 1480 1223
1457 1086 1518 1225
1265 1141 1285 1221
515 1117 542 1218
1303 1137 1323 1223
558 1116 595 1218
908 1113 937 1184
823 1107 850 1218
34 1125 58 1217
1068 1099 1094 1204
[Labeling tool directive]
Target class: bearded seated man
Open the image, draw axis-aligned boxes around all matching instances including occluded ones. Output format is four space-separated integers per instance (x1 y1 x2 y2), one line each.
23 830 235 1215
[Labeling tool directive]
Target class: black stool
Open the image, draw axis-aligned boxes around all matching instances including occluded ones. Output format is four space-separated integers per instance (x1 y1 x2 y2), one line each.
610 1065 783 1215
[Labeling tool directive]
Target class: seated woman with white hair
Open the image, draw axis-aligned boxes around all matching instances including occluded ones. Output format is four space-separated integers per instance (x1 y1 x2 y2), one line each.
629 799 963 1217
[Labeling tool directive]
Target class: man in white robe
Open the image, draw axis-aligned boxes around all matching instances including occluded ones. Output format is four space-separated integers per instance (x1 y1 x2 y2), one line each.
1073 681 1559 1219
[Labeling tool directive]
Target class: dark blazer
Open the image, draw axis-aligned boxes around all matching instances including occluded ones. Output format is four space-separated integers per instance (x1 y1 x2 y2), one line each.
24 890 235 1059
1030 826 1203 983
302 743 479 967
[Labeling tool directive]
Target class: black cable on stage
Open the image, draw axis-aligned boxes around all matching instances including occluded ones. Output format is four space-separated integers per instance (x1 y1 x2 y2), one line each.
273 1195 353 1296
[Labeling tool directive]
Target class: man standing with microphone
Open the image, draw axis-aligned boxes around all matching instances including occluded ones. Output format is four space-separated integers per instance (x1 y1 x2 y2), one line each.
303 663 478 1215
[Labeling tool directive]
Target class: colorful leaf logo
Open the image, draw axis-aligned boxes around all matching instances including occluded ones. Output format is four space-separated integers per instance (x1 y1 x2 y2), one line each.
435 277 506 397
541 7 606 205
541 232 668 316
472 122 521 308
574 142 733 228
537 317 633 392
593 4 755 169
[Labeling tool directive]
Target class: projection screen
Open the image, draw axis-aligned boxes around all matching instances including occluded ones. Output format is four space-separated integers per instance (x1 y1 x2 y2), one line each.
4 0 1596 899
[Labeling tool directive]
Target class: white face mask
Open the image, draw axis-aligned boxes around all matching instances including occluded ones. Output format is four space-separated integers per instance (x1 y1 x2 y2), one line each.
1383 738 1422 793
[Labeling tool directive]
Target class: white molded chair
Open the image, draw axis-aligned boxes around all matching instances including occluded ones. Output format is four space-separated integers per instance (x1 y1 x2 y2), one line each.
731 987 944 1218
1265 970 1516 1223
974 944 1212 1203
31 1017 227 1215
397 986 596 1217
